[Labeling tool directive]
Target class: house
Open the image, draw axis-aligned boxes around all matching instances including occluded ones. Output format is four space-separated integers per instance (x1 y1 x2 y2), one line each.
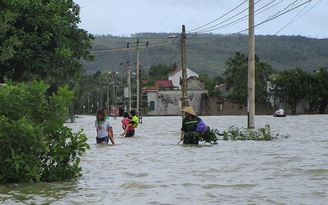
154 80 174 90
168 68 199 89
146 71 208 116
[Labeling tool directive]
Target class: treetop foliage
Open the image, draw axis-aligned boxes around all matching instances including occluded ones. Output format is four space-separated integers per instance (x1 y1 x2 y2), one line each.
0 0 94 84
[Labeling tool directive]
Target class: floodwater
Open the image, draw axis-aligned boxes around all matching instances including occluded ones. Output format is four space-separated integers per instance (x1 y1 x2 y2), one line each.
1 115 327 205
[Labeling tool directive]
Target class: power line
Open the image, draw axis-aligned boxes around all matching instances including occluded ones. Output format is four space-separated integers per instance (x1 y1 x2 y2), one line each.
186 0 212 27
155 0 179 32
193 0 277 33
274 0 322 35
188 0 312 34
161 0 192 32
188 0 248 33
90 40 179 53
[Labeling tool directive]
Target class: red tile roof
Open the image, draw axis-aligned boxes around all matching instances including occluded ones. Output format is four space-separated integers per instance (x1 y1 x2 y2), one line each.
154 80 173 88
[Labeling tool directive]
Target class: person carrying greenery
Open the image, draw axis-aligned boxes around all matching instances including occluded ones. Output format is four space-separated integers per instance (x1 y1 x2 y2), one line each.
180 106 204 145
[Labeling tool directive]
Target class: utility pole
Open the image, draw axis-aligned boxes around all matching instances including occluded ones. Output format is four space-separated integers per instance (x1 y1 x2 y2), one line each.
127 65 131 112
181 25 188 114
136 38 140 116
111 71 118 118
106 76 110 113
248 0 255 129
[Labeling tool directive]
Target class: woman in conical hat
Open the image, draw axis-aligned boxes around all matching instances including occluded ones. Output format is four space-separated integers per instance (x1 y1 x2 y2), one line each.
180 106 202 144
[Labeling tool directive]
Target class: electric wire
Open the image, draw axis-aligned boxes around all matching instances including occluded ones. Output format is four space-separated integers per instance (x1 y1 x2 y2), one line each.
188 0 248 33
85 0 319 69
90 40 179 53
161 0 192 32
254 0 312 30
274 0 322 36
193 0 277 33
155 0 179 32
186 0 212 27
185 0 313 54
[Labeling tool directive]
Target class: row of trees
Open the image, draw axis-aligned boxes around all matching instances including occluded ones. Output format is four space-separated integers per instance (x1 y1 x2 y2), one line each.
271 67 328 114
215 52 328 114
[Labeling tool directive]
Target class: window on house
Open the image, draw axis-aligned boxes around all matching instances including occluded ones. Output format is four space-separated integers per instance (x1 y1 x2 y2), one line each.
150 101 155 111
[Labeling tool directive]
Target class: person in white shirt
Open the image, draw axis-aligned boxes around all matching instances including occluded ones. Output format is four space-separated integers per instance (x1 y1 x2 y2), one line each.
95 109 115 145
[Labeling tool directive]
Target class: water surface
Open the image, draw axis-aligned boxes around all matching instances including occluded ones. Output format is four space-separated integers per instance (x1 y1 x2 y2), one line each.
1 115 327 205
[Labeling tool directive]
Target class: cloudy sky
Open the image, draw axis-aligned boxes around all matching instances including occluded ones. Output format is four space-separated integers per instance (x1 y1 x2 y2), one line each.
74 0 327 39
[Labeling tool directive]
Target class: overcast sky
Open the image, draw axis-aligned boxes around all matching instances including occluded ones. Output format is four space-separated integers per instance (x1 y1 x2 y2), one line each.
74 0 327 39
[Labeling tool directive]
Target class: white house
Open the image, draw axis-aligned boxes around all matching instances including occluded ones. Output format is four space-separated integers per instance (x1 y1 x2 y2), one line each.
168 68 199 89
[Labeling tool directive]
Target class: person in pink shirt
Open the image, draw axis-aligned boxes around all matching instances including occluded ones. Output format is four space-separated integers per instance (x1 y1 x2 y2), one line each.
120 112 135 137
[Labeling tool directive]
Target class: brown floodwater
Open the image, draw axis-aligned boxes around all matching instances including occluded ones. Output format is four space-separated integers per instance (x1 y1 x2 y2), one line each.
1 114 327 205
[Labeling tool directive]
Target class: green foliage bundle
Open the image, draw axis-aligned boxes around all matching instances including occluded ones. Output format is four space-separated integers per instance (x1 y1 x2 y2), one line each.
222 124 289 141
195 126 220 144
0 81 90 183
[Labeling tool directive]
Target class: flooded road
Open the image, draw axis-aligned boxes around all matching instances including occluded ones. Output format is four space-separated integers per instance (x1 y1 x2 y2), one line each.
1 115 327 204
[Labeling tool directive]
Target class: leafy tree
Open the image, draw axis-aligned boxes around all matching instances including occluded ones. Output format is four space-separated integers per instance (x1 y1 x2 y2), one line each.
314 68 328 113
224 52 248 104
0 81 90 183
223 52 275 105
199 73 224 97
271 67 308 114
0 0 94 84
303 68 328 113
147 64 174 85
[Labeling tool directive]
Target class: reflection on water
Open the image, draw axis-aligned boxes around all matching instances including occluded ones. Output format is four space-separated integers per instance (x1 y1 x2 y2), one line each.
1 115 328 205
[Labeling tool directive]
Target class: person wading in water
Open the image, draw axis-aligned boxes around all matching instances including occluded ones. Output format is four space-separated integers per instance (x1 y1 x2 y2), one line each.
180 106 203 145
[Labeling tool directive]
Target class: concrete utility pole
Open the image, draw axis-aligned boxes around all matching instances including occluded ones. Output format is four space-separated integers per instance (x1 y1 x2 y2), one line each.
111 71 118 118
248 0 255 129
136 38 140 116
181 25 188 114
127 65 131 112
106 76 110 112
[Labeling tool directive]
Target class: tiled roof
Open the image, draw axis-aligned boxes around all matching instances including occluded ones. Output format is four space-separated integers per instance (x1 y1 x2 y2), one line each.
154 80 173 88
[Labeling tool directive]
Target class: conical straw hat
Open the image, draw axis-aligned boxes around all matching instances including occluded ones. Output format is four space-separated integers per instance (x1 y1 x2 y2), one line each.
181 106 196 116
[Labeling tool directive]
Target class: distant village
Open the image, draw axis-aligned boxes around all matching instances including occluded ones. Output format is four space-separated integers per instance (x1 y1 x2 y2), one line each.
138 68 327 116
140 67 269 116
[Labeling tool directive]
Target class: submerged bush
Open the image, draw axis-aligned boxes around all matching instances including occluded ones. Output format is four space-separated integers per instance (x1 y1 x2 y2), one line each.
222 124 289 141
0 81 90 183
194 126 221 144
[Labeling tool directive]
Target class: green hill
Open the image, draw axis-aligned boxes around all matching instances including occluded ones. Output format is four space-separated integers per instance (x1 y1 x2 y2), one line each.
81 33 328 76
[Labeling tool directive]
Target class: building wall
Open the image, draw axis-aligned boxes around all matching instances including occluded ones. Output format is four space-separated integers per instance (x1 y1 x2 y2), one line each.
201 96 273 116
147 90 208 116
147 90 182 116
146 76 207 116
169 68 199 88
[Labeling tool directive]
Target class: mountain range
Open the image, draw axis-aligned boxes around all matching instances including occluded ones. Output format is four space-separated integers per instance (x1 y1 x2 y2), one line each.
81 33 328 77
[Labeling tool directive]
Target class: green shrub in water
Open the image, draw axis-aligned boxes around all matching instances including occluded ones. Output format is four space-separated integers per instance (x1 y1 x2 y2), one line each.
0 81 90 183
195 126 220 144
222 124 289 141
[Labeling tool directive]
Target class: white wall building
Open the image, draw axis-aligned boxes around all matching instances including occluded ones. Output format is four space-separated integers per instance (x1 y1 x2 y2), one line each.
168 68 199 89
